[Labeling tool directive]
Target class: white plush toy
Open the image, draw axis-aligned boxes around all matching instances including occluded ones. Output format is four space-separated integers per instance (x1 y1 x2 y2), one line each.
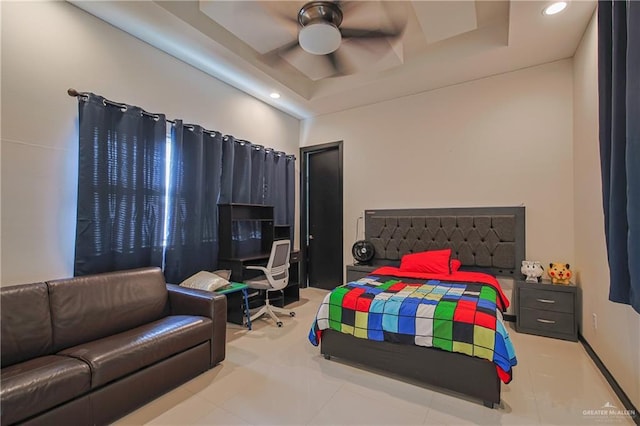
521 260 544 283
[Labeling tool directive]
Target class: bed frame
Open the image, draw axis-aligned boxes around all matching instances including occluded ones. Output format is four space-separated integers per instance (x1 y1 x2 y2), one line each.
321 206 525 408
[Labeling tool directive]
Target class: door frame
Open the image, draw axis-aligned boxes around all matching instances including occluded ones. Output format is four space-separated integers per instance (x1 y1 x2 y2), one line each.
300 141 344 288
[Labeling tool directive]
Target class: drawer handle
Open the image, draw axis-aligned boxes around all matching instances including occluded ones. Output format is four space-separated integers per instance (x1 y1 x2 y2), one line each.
537 318 556 324
536 298 556 304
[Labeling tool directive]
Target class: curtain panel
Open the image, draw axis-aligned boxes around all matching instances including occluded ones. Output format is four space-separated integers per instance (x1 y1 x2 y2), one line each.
75 94 296 283
598 0 640 313
163 122 223 284
74 94 167 275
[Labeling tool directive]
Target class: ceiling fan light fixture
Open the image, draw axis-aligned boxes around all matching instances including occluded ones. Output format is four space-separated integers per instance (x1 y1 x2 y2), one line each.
299 22 342 55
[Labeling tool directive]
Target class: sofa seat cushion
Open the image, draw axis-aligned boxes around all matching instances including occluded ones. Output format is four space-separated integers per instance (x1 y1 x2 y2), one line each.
0 355 91 425
58 315 212 389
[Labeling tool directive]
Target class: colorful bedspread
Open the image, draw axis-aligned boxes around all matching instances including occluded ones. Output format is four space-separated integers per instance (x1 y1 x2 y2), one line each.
309 270 517 383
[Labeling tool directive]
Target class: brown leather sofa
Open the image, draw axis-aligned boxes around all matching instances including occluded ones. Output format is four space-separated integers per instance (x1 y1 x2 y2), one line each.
0 267 227 426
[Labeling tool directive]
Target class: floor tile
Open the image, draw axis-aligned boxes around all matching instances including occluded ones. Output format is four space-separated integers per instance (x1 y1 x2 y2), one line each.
146 394 218 425
307 387 427 426
192 405 254 426
112 387 194 425
425 391 502 425
216 371 341 425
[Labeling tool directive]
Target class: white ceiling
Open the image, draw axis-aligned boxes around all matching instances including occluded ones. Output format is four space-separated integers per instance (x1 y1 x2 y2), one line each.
70 1 596 119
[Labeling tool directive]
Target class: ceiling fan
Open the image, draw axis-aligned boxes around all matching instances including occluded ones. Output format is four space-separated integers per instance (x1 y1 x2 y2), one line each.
265 1 407 77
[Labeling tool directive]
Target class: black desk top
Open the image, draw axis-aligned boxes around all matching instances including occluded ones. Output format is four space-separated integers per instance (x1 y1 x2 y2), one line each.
219 253 270 262
219 250 299 263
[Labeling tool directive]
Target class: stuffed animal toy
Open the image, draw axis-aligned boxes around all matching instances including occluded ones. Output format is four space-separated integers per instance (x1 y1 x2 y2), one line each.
521 260 544 283
548 262 572 285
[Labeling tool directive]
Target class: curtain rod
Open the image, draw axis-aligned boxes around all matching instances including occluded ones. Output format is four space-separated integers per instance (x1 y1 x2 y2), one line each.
68 89 295 159
68 88 176 124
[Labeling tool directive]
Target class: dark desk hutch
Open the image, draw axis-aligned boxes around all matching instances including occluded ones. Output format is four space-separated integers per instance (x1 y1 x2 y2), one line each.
218 204 299 324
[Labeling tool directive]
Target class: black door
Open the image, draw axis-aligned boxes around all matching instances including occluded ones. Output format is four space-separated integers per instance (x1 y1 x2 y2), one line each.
302 142 343 290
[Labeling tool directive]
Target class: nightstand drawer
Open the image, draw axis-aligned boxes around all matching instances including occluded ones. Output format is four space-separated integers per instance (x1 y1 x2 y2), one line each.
519 288 574 313
519 308 575 335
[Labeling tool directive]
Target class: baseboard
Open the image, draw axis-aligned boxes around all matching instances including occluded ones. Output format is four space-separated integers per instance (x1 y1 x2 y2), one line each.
579 334 639 426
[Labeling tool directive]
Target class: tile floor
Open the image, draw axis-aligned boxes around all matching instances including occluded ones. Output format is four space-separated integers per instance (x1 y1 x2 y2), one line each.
115 288 635 425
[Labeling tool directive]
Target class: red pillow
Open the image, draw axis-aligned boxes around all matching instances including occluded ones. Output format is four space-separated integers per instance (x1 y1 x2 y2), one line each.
451 258 462 272
400 249 452 274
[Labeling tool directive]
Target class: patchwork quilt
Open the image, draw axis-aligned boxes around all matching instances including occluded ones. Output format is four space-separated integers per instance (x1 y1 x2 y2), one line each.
309 273 517 383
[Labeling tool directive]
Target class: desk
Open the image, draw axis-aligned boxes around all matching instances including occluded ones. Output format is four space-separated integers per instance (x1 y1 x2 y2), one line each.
215 282 252 330
218 250 300 307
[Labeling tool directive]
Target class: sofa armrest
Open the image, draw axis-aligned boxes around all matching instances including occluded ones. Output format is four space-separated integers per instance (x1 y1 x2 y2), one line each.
166 284 227 367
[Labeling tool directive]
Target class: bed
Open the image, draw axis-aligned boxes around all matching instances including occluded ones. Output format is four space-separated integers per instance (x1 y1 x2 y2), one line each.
309 207 525 408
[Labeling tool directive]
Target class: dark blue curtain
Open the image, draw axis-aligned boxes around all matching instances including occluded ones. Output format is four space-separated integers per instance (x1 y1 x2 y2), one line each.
74 94 167 275
265 151 288 225
251 145 266 205
163 122 223 284
286 155 296 246
598 0 640 313
75 95 296 283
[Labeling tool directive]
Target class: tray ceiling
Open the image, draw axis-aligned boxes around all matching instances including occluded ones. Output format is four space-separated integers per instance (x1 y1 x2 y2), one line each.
69 1 596 119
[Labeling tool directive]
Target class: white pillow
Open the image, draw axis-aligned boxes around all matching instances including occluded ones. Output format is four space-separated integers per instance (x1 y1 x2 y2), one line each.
212 269 232 281
179 271 229 292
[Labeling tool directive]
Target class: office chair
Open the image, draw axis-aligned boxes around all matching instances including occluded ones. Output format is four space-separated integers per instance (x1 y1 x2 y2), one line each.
245 240 295 327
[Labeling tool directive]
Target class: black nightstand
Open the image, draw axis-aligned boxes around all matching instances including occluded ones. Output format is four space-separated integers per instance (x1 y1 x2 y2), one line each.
515 280 579 341
346 264 377 282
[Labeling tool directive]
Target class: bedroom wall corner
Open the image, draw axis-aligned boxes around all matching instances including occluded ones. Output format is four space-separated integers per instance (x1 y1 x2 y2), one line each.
572 9 640 408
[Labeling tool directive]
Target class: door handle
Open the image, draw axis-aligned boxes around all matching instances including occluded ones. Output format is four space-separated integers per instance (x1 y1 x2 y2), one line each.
309 235 314 240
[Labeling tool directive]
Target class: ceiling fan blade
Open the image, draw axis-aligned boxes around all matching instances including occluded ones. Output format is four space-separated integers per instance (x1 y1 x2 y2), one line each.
326 50 351 76
338 2 408 40
342 37 389 55
334 0 366 15
262 40 301 65
340 27 403 40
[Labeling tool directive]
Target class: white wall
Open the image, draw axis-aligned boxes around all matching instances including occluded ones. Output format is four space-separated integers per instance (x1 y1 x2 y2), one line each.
0 1 299 285
573 12 640 408
301 59 575 277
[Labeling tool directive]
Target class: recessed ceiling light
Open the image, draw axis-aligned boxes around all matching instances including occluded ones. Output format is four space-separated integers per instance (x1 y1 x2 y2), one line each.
270 92 281 99
543 1 568 16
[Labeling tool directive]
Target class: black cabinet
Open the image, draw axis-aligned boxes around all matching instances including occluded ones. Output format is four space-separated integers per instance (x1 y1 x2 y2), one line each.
284 251 300 306
515 280 579 341
218 203 298 324
219 204 274 260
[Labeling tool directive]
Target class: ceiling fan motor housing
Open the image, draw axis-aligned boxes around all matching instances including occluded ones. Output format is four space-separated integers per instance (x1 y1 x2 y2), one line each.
298 1 343 28
298 1 343 55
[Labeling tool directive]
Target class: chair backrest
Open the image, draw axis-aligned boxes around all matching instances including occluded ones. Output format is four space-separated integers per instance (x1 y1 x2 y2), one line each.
264 240 291 291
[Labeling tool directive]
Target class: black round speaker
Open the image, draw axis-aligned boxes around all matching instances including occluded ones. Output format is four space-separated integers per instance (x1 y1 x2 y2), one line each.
352 240 375 264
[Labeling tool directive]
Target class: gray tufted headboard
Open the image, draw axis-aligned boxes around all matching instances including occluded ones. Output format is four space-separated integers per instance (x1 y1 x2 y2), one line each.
364 207 525 277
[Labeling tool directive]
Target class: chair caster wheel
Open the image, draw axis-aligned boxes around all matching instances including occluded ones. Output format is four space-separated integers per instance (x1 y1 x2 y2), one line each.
289 312 296 317
277 321 283 327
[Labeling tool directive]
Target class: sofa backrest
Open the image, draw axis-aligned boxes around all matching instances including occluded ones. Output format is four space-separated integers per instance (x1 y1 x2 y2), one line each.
1 282 54 368
47 267 169 352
